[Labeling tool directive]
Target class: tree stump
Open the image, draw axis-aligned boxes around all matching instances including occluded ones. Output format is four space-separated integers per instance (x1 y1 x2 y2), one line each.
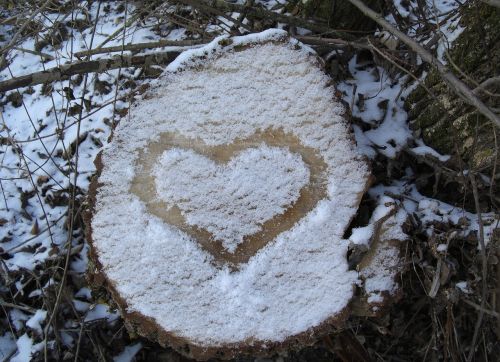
85 30 403 360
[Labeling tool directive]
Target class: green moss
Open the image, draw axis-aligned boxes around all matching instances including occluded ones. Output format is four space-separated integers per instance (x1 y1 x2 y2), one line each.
423 70 442 89
218 38 233 47
473 148 495 168
405 86 427 108
449 4 500 76
422 118 455 153
411 98 448 129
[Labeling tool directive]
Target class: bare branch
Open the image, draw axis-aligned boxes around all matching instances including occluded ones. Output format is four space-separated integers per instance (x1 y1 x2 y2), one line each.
0 51 180 93
467 173 488 362
12 47 54 61
93 9 147 49
474 76 500 96
462 298 500 319
74 39 210 58
347 0 500 128
295 36 370 50
0 299 37 313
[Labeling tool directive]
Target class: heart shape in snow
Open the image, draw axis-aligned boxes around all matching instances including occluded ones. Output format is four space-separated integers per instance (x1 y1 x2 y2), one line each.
152 145 309 252
130 129 328 266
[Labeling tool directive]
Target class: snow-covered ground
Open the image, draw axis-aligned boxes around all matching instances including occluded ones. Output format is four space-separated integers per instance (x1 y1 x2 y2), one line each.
0 2 165 359
0 1 497 360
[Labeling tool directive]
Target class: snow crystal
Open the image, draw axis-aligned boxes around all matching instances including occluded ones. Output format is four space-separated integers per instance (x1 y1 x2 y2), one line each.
113 343 142 362
0 1 148 276
349 225 374 247
367 293 384 304
73 299 90 313
371 181 498 251
337 56 412 158
75 287 92 300
61 332 74 348
84 304 119 322
0 333 16 361
417 194 498 249
9 309 29 332
436 244 448 252
340 0 465 163
28 290 42 298
455 281 471 294
360 203 406 302
410 139 451 162
92 30 370 345
26 309 47 335
153 146 309 252
393 0 411 18
10 334 33 362
166 29 306 72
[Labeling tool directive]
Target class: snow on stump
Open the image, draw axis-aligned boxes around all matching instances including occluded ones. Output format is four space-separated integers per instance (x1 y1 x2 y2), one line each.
85 30 401 360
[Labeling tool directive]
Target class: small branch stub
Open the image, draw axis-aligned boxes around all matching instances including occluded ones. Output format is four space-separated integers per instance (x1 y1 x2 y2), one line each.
86 30 400 360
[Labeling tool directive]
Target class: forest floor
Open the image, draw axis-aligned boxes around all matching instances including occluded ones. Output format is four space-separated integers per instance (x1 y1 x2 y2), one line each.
0 1 498 361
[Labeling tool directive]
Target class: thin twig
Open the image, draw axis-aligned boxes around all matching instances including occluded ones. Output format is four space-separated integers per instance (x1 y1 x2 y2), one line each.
12 47 54 60
462 298 500 319
73 38 209 58
44 3 103 359
111 0 128 125
367 38 435 97
0 299 37 313
93 5 150 50
295 35 370 50
467 173 488 362
474 76 500 97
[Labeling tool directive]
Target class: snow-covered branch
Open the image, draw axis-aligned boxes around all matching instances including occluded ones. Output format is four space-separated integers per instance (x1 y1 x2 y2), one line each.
0 51 179 93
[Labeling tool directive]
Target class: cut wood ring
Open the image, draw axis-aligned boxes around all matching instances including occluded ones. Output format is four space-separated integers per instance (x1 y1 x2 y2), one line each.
85 30 373 360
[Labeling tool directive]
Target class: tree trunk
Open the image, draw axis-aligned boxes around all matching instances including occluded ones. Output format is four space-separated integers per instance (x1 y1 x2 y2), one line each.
405 4 500 171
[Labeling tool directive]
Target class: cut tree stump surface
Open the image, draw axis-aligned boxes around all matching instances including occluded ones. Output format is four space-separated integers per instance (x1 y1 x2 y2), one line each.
85 30 399 360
